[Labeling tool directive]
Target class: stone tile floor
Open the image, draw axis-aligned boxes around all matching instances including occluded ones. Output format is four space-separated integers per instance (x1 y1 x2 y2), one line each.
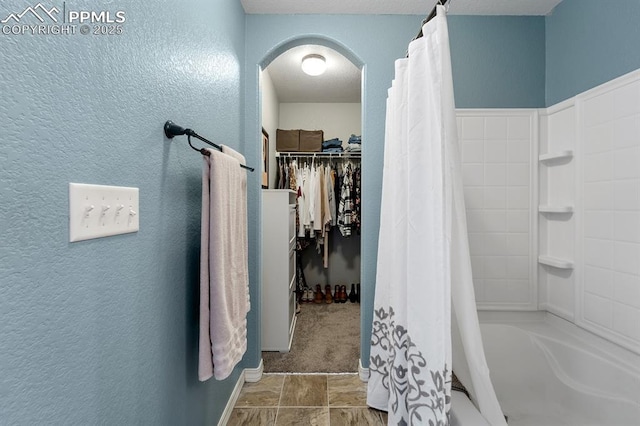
228 373 388 425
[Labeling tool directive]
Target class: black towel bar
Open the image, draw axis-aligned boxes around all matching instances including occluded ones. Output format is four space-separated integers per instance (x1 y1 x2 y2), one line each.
164 120 255 172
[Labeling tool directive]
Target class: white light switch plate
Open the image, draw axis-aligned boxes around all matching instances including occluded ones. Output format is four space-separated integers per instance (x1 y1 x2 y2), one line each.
69 183 139 242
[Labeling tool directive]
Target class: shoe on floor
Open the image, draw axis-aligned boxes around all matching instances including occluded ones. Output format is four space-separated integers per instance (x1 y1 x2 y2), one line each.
340 285 348 303
325 284 333 303
349 283 357 303
314 284 324 304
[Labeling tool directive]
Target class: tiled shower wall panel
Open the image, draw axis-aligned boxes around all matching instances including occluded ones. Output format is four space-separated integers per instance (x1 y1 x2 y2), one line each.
457 111 537 310
578 72 640 353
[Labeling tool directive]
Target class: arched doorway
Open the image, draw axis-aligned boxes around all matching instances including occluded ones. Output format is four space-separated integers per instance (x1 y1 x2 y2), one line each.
258 38 364 374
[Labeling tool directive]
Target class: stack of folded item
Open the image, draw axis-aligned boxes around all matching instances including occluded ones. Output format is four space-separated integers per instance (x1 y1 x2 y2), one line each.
322 138 344 153
345 134 362 152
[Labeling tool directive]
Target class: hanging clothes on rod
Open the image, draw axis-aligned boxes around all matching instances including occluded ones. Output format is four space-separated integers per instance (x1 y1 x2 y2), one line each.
337 162 361 237
275 155 361 268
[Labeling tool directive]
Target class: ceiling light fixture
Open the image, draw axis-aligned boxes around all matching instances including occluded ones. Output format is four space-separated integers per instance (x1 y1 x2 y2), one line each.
301 54 326 76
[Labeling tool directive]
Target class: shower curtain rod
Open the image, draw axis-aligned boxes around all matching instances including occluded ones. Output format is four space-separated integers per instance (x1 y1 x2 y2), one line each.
164 121 255 171
411 0 449 43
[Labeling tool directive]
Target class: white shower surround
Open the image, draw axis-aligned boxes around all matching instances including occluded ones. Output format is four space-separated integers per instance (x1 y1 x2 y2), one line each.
543 69 640 355
457 109 538 311
460 69 640 357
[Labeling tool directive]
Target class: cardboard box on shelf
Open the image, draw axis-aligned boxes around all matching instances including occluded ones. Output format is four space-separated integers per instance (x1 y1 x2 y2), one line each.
299 130 323 152
276 129 300 152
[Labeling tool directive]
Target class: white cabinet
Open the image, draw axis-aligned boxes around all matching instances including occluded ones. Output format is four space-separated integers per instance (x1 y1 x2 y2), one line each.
261 190 297 352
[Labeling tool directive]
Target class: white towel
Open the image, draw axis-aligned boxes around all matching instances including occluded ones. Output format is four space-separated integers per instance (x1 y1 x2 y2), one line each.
198 146 250 382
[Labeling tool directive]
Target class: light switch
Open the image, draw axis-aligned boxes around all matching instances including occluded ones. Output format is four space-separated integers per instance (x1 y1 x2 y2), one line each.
69 183 139 242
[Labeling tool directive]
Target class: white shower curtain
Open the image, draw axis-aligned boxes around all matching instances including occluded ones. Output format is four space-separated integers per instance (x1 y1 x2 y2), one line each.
367 6 507 425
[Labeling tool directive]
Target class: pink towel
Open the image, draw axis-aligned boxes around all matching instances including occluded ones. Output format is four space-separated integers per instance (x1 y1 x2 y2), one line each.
198 146 250 381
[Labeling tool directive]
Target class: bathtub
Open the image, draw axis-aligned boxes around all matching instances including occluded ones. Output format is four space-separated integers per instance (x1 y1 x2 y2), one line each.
453 311 640 426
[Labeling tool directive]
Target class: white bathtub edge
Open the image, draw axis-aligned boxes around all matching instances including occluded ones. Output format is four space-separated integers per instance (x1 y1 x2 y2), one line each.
478 310 640 375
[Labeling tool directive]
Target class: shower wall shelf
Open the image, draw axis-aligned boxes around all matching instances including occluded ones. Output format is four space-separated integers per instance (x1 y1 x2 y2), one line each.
539 150 573 162
538 256 574 269
538 205 574 213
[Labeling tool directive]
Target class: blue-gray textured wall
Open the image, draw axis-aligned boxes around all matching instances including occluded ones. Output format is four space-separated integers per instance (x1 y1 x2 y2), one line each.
243 13 546 370
449 16 546 108
0 0 246 424
546 0 640 106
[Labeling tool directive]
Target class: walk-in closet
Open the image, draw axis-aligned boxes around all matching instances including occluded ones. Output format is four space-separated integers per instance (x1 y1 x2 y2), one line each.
260 44 363 373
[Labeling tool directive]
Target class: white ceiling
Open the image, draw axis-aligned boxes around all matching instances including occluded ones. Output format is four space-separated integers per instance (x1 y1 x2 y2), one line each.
242 0 563 16
266 45 361 103
257 0 564 103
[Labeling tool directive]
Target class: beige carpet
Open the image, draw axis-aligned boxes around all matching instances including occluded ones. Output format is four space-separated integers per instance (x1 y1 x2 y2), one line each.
262 302 360 373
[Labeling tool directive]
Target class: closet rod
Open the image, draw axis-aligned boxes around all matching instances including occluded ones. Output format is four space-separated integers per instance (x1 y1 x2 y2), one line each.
164 120 255 171
276 152 361 159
